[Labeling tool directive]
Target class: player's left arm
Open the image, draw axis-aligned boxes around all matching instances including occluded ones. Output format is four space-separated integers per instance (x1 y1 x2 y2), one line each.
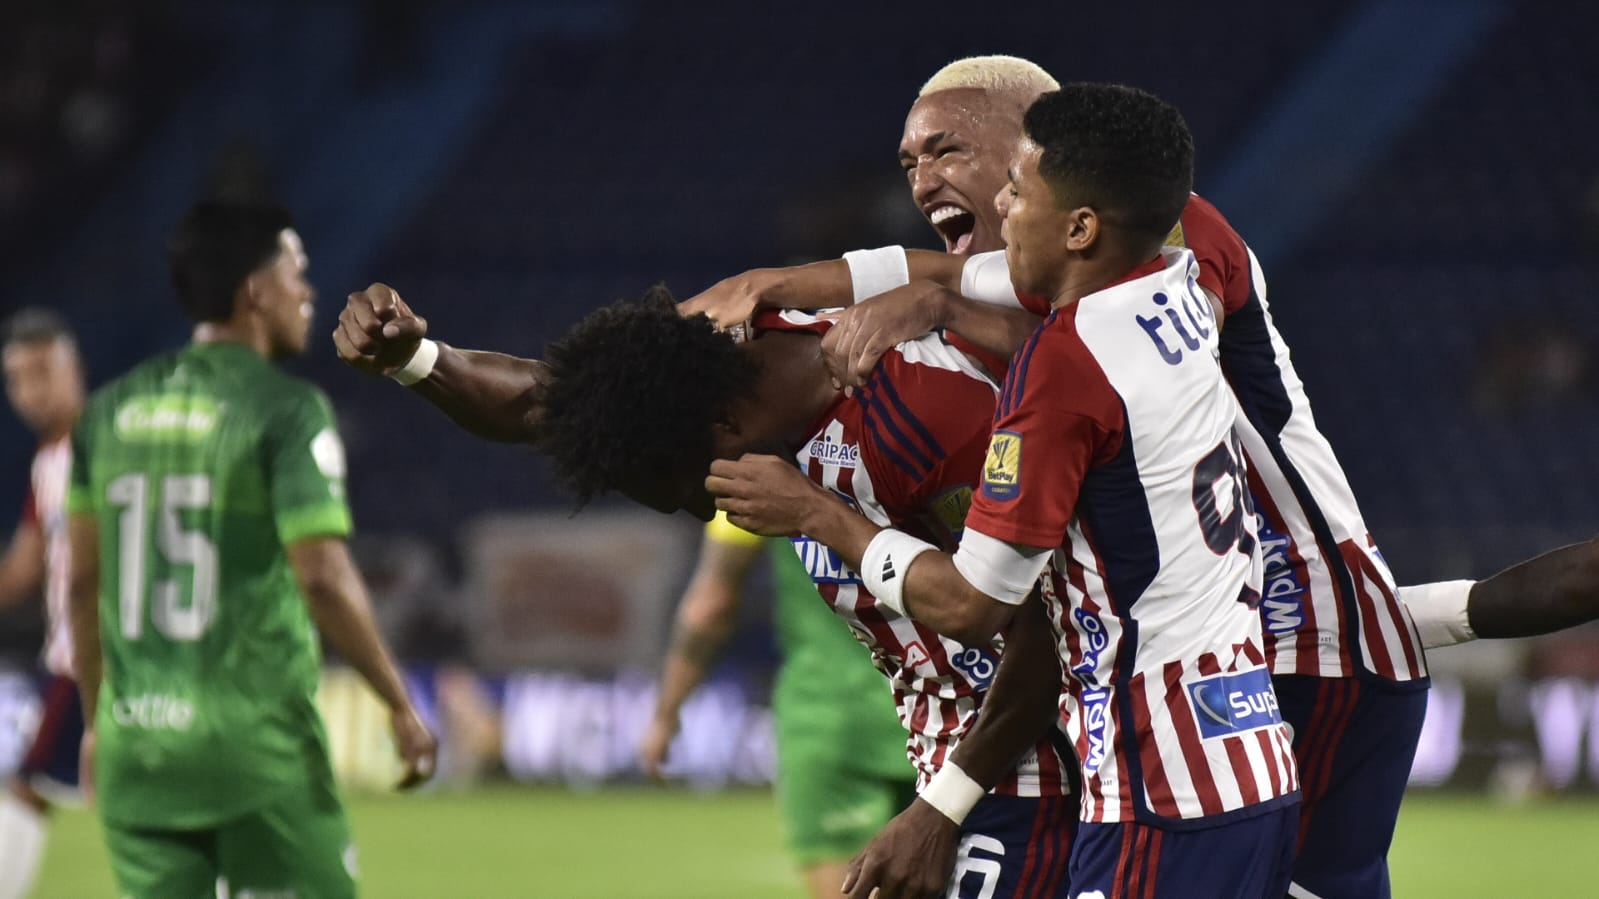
269 388 437 788
1402 537 1599 649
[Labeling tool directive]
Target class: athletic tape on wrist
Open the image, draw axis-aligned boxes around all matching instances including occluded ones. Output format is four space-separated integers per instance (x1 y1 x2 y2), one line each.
843 246 910 303
390 338 439 386
1398 579 1477 650
920 761 986 825
860 529 936 617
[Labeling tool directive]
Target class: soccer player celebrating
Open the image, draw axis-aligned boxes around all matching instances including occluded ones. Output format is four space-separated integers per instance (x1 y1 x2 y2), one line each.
685 54 1595 899
0 310 86 899
334 284 1079 897
712 84 1300 898
66 202 437 897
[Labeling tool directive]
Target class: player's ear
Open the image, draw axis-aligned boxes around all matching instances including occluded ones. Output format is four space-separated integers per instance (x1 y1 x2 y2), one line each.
1064 206 1098 252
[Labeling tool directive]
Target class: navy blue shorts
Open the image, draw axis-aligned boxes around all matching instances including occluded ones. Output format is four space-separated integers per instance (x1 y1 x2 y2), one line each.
1275 674 1427 899
18 674 83 794
1068 804 1297 899
948 793 1075 898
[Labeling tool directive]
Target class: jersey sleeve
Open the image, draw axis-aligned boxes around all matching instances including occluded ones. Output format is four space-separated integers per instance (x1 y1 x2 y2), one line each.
962 251 1052 317
963 318 1125 550
1173 194 1252 316
705 510 764 549
857 356 999 528
266 387 353 545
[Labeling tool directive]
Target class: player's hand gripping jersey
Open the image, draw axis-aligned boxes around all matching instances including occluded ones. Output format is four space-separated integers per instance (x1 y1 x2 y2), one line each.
962 248 1299 825
756 310 1074 799
67 343 351 828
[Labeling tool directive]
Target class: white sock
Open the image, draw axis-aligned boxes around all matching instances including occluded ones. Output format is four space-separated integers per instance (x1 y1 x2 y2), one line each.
0 791 47 899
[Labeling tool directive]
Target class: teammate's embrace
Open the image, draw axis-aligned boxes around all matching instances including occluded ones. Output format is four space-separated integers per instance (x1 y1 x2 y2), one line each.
67 201 436 897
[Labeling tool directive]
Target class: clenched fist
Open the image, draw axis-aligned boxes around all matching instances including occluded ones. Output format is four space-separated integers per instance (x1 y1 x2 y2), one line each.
333 283 429 376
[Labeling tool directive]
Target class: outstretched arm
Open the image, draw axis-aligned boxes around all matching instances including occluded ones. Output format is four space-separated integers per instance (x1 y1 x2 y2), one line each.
677 249 969 328
1405 537 1599 649
0 520 44 607
333 283 551 444
640 523 763 778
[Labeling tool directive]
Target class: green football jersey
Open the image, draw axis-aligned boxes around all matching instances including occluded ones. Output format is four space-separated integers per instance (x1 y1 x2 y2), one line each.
768 541 909 779
66 341 353 828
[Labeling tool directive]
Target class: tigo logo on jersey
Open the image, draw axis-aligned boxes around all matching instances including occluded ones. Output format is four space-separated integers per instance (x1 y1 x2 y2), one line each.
1080 687 1110 774
981 430 1022 501
791 536 860 585
807 434 859 469
1186 668 1282 740
1258 518 1306 634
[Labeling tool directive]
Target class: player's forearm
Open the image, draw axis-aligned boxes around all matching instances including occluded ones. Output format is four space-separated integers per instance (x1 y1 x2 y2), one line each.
0 525 44 606
291 543 413 713
904 249 968 290
409 345 552 444
798 499 1014 646
654 584 740 718
745 259 855 310
937 294 1041 362
1468 536 1599 639
948 592 1062 789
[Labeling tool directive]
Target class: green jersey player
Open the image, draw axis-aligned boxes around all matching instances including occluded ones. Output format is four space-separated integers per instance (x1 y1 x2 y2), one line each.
65 202 437 898
639 513 913 899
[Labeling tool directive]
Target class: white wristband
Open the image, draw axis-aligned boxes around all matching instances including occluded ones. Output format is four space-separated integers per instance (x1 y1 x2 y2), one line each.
919 761 986 825
390 338 439 386
843 246 910 303
1398 579 1477 650
860 529 936 617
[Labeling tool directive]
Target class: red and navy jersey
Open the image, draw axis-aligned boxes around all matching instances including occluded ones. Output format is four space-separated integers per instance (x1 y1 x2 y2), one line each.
1173 197 1428 686
963 249 1298 825
955 195 1428 686
26 438 74 677
755 310 1075 797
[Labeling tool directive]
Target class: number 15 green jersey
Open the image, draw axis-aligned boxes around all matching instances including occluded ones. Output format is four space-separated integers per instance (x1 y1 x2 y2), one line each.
67 341 353 829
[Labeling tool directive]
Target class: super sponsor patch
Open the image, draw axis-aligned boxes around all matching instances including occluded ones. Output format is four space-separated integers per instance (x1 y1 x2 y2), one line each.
1185 667 1282 740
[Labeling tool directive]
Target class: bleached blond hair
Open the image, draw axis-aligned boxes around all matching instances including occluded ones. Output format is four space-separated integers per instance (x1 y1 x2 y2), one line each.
918 55 1060 99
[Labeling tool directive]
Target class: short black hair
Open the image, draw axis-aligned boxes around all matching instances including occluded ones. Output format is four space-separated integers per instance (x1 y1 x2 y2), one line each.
1023 83 1194 245
3 307 75 347
536 285 759 506
168 201 294 323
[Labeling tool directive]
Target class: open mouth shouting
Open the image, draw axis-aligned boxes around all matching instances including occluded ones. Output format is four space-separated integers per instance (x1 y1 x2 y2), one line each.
928 202 977 255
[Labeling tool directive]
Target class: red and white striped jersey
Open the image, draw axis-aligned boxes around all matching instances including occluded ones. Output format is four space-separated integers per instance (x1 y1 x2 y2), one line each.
25 437 75 677
963 249 1299 825
755 310 1075 797
953 194 1429 686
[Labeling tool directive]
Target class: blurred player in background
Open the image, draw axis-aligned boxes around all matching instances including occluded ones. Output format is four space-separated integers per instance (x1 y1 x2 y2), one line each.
0 310 86 899
640 513 913 899
66 201 436 898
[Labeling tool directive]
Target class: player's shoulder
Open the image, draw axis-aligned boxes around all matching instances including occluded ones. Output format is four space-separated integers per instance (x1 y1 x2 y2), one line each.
1176 193 1241 242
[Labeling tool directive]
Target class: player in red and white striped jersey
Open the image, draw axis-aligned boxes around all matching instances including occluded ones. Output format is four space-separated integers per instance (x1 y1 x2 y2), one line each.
0 309 86 899
335 283 1076 897
761 309 1075 803
711 84 1299 899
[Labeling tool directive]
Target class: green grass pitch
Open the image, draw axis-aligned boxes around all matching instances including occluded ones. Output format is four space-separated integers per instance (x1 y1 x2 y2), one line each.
35 787 1599 897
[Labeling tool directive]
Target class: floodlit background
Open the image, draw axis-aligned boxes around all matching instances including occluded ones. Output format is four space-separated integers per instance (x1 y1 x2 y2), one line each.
3 1 1598 895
